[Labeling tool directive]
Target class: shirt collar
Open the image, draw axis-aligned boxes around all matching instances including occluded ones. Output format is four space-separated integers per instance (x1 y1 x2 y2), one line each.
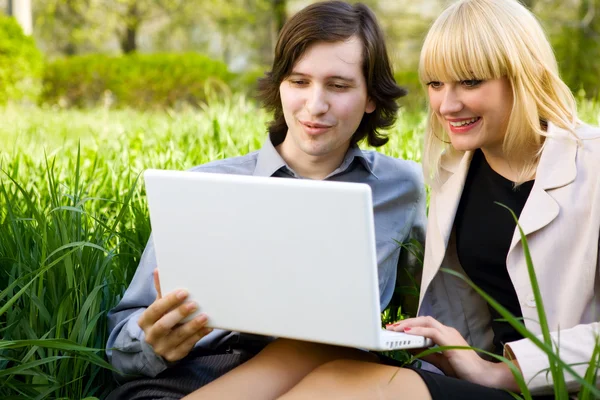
335 145 378 179
253 136 289 177
253 135 378 179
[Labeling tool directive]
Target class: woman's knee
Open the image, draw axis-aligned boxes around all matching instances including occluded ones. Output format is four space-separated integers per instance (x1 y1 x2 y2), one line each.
297 359 381 387
278 359 431 400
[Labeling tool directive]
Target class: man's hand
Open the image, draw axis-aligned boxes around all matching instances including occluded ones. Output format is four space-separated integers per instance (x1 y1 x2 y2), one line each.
387 316 521 391
138 268 212 363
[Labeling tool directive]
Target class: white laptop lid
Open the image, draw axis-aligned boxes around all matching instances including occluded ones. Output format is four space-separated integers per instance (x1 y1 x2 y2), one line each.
144 169 384 349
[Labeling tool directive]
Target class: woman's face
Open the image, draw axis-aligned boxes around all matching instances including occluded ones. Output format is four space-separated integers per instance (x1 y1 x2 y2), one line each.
427 77 513 155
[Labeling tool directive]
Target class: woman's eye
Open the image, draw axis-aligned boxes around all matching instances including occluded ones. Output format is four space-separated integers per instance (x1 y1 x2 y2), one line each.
426 81 443 89
461 79 483 87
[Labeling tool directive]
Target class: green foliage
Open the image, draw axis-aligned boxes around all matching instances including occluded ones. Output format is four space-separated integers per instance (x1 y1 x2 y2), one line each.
551 10 600 98
233 65 270 96
0 15 43 105
537 0 600 99
41 53 236 109
0 98 598 398
395 70 427 111
0 148 144 398
0 98 276 398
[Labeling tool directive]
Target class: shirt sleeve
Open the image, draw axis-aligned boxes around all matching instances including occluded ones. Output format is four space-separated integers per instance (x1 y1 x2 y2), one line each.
106 235 170 380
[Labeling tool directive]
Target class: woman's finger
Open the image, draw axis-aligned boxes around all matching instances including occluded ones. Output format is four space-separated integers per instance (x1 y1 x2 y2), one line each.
400 326 447 345
387 316 447 333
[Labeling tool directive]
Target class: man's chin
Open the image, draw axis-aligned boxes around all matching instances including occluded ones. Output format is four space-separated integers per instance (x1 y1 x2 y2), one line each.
299 143 333 158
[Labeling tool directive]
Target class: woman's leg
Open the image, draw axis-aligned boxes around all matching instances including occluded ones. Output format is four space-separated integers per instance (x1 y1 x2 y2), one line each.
183 338 378 400
277 359 432 400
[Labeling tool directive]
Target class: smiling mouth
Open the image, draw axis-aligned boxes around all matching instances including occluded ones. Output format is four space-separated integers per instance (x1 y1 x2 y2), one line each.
449 117 481 127
302 121 332 129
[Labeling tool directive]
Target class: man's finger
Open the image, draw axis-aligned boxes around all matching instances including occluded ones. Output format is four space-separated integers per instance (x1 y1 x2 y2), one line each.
138 289 188 329
169 313 209 344
153 268 162 299
164 326 213 363
146 300 198 341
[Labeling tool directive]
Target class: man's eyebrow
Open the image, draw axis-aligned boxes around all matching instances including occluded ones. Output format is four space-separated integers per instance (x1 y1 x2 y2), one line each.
288 72 357 83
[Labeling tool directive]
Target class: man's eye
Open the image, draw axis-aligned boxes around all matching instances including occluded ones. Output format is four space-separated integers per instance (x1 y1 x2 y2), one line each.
461 79 483 87
426 81 443 89
289 80 308 86
331 83 349 90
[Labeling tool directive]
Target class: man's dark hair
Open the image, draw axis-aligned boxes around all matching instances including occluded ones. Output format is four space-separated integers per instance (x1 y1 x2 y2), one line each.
257 1 407 147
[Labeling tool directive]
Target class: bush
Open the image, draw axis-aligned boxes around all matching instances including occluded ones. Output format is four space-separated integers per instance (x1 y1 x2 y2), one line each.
42 53 236 109
0 15 43 105
232 65 269 98
395 69 427 111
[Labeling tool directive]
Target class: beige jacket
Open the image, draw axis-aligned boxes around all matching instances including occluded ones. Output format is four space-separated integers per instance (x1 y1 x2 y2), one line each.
418 123 600 394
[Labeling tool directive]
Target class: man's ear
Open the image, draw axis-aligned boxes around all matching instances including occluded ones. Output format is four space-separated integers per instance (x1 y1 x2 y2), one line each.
365 98 376 114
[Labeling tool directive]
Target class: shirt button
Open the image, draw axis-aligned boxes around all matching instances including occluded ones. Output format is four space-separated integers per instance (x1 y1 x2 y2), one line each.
525 294 536 308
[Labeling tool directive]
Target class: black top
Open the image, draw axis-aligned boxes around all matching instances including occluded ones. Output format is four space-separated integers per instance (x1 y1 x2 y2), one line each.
455 150 534 355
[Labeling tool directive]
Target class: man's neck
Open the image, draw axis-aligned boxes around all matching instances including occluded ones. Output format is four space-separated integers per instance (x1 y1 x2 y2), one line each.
276 137 350 180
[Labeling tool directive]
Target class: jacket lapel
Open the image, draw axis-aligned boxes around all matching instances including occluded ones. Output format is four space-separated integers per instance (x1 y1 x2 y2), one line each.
435 152 472 247
426 151 472 277
507 126 578 254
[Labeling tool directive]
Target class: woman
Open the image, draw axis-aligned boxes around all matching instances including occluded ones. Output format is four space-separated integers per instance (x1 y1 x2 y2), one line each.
274 0 600 398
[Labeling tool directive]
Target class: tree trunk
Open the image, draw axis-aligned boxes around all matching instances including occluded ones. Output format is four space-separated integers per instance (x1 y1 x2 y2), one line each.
272 0 286 34
121 25 138 53
7 0 33 35
63 41 78 55
120 2 140 54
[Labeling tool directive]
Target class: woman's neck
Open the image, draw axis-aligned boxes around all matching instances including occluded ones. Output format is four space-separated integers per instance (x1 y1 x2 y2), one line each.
479 147 538 183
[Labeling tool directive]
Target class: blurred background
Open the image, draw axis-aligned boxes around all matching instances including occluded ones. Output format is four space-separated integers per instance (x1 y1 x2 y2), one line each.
2 0 599 110
0 2 599 399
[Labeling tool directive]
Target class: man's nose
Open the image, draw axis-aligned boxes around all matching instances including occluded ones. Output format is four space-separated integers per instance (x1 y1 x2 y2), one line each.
305 86 329 116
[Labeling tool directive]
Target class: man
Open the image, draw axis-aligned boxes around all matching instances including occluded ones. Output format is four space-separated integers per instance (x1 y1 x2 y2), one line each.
106 1 426 398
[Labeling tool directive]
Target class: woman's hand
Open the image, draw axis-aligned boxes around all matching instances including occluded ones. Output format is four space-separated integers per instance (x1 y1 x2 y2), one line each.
387 316 520 390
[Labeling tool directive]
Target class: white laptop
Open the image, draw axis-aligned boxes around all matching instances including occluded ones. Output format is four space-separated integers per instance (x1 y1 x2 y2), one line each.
144 169 432 351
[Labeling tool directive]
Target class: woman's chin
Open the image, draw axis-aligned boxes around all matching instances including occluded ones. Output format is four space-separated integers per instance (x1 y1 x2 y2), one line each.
448 139 479 152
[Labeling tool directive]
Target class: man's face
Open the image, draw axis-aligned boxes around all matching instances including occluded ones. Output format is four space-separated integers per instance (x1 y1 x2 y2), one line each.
278 37 375 163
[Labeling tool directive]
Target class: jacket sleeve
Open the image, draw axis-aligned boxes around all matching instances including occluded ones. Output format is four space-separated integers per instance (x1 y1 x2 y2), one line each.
505 322 600 395
506 225 600 395
106 236 170 380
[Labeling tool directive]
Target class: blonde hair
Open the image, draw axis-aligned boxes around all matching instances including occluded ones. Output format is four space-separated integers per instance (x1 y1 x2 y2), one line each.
419 0 578 185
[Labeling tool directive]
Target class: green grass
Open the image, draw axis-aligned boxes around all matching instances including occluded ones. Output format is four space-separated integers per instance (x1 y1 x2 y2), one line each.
0 96 598 399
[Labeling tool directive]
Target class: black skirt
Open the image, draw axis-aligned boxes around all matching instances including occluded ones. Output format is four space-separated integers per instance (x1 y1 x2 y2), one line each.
408 365 557 400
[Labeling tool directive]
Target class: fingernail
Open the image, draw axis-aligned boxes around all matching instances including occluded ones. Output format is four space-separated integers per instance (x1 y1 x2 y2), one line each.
176 290 188 299
187 302 197 312
404 327 411 332
196 314 207 322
